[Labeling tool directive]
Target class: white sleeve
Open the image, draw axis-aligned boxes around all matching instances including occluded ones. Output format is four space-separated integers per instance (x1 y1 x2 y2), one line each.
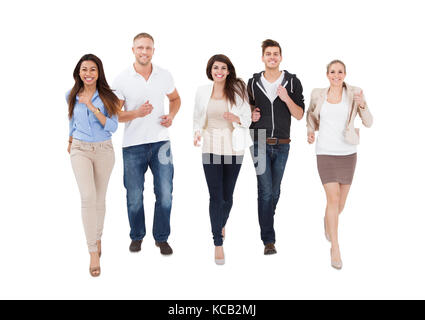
193 88 202 136
165 71 175 95
112 78 125 101
237 100 252 128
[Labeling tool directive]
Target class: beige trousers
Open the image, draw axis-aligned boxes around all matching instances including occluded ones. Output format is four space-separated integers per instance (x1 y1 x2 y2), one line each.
70 139 115 252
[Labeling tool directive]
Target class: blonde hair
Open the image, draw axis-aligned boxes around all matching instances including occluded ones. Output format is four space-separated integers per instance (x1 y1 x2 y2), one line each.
133 32 154 43
327 60 346 74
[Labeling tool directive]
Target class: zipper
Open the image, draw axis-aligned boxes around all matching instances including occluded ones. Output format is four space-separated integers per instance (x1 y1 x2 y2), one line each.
256 80 275 137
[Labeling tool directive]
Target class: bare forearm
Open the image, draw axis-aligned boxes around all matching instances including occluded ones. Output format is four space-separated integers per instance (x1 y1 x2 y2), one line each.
118 109 139 123
169 97 181 118
87 102 107 126
286 98 304 120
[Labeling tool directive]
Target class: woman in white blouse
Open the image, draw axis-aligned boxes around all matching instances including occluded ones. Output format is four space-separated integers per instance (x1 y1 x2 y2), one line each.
306 60 373 270
193 54 252 265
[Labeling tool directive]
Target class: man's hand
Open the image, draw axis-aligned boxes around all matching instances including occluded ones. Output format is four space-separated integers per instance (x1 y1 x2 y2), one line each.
160 114 174 127
277 85 290 103
136 100 153 118
252 108 261 122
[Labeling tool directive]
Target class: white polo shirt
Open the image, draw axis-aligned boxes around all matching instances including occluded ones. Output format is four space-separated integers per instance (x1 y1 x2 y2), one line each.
113 64 175 147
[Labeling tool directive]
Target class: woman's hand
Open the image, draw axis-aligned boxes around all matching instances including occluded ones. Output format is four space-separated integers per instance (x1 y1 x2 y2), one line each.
194 131 202 147
67 142 72 154
223 112 240 124
78 94 91 106
307 132 315 144
354 90 366 109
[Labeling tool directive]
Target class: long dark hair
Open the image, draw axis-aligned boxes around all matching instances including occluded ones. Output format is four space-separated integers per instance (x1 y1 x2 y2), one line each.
206 54 247 106
67 54 119 119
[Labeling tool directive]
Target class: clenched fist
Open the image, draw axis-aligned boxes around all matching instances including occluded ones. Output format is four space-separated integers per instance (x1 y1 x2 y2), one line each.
252 108 261 122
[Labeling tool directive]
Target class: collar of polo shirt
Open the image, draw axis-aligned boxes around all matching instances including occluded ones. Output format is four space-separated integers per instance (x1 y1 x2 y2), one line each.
131 63 159 77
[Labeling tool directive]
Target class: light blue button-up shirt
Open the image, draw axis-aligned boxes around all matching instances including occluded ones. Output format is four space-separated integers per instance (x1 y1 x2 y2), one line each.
67 90 118 142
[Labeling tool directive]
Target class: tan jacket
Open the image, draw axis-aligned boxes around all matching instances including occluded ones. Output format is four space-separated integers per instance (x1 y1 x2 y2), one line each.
306 83 373 145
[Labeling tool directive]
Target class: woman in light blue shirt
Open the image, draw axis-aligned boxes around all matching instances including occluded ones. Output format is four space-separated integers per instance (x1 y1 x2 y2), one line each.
67 54 119 277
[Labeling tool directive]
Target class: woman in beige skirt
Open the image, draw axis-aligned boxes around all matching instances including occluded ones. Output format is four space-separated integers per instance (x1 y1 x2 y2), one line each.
306 60 373 270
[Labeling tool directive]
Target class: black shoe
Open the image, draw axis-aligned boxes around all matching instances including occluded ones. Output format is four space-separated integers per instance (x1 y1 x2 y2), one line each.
155 241 173 255
129 240 143 253
264 243 277 255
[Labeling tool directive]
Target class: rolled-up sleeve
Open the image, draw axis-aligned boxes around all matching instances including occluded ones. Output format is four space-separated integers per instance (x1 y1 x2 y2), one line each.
104 114 118 133
69 115 75 137
236 100 252 128
66 91 75 137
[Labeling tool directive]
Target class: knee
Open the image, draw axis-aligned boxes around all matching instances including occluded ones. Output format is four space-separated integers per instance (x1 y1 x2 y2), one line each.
223 196 233 204
127 188 143 206
222 197 233 208
272 189 281 201
258 184 273 200
327 192 340 207
209 191 222 203
156 186 172 208
81 192 96 208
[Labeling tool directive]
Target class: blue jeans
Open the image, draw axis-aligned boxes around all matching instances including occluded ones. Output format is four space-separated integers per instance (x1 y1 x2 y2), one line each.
123 140 174 242
202 154 243 246
250 141 290 245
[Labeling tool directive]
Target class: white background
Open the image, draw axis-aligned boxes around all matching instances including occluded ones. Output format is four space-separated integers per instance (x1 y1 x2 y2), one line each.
0 0 424 299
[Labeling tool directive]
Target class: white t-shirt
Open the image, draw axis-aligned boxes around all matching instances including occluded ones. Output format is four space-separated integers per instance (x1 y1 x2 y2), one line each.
261 71 284 102
113 64 175 147
316 90 357 155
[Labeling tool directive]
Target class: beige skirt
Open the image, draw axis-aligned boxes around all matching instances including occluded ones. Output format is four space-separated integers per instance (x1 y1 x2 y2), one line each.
317 153 357 185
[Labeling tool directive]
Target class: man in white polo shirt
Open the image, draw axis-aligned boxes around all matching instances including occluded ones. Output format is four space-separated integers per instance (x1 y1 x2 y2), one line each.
113 32 181 255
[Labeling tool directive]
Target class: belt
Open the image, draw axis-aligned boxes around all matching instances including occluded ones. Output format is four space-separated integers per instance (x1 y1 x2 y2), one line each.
266 138 291 145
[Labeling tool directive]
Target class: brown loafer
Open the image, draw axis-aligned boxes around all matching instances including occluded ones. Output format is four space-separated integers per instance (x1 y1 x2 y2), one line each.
155 241 173 255
264 243 277 255
129 240 143 253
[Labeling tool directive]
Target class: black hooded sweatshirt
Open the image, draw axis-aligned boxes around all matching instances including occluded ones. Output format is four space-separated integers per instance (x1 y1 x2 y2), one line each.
247 70 305 141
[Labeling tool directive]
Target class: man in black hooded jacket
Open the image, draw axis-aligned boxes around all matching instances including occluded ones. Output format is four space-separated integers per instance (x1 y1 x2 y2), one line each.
247 39 305 255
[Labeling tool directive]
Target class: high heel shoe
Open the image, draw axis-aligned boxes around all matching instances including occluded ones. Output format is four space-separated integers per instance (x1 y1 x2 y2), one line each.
89 266 101 277
215 247 225 265
215 254 225 266
89 252 101 277
330 249 343 270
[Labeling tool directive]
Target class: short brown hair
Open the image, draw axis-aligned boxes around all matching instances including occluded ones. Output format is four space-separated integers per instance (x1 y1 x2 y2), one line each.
133 32 154 43
326 59 346 73
262 39 282 55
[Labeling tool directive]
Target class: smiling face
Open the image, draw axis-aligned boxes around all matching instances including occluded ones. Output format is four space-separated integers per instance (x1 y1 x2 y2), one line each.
79 60 98 86
133 37 155 66
210 61 230 83
327 62 346 86
262 46 282 70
